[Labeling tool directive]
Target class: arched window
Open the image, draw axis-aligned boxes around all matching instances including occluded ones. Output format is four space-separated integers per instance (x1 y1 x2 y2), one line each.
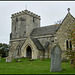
70 41 72 50
17 46 21 56
18 49 19 55
15 26 16 31
16 18 18 22
66 40 69 50
33 17 35 22
66 40 72 50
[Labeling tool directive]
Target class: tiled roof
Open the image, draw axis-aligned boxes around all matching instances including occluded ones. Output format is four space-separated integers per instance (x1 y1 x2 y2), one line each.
31 38 44 51
30 24 60 37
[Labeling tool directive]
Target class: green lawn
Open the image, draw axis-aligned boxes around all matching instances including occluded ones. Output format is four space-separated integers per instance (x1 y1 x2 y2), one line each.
0 57 75 74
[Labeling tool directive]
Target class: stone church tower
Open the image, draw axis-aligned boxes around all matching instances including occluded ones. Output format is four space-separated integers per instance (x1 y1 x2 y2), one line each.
11 10 40 38
9 10 42 59
9 8 75 59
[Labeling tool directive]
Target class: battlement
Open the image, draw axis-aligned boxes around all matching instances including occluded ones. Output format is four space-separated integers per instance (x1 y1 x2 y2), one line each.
11 10 41 20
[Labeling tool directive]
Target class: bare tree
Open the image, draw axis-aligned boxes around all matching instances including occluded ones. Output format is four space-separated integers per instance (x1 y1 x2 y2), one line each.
54 19 63 24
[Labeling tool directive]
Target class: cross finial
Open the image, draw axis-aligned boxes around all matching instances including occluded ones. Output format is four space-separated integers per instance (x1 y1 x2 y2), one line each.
67 8 70 12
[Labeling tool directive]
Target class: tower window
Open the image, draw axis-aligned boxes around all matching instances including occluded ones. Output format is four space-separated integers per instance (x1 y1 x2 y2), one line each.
15 26 16 31
66 40 68 50
16 18 18 22
18 49 19 55
33 17 35 22
70 41 72 50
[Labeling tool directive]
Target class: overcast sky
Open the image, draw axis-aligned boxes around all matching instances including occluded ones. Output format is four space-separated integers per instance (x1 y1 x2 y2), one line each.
0 1 75 44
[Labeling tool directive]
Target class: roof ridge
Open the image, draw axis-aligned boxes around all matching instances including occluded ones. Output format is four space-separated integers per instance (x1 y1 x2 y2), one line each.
33 24 60 30
30 24 60 37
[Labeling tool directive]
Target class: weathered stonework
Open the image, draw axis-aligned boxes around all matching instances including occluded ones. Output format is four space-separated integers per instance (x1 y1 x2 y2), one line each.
50 45 62 72
9 8 75 59
56 12 75 58
21 37 44 59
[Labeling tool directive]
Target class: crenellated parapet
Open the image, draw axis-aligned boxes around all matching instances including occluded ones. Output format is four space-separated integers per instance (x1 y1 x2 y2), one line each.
11 9 41 20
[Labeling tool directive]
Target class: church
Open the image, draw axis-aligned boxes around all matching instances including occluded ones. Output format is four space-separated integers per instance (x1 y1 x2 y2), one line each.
9 8 75 59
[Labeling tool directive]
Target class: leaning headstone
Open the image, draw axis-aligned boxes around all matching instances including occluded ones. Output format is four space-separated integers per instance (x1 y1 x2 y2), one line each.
6 57 12 63
50 45 62 72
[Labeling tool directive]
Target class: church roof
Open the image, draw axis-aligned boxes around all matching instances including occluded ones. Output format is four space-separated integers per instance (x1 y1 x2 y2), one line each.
31 38 44 51
31 9 75 37
31 24 60 37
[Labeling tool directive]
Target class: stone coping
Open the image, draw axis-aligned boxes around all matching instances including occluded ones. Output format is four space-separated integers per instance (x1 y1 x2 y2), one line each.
11 10 40 20
10 35 53 42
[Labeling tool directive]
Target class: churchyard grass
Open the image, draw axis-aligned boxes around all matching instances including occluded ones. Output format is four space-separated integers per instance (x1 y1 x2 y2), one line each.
0 58 75 74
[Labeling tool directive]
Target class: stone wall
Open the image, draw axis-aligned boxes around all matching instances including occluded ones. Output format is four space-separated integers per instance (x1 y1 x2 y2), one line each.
9 41 19 57
9 9 75 60
56 12 75 58
10 9 41 59
21 37 44 59
35 35 54 58
26 14 40 36
11 10 40 39
9 39 25 58
11 14 26 39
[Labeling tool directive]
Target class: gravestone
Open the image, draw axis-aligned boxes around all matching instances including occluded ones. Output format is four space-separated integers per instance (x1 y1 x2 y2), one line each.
0 56 1 61
0 54 2 61
50 45 62 72
6 57 12 63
